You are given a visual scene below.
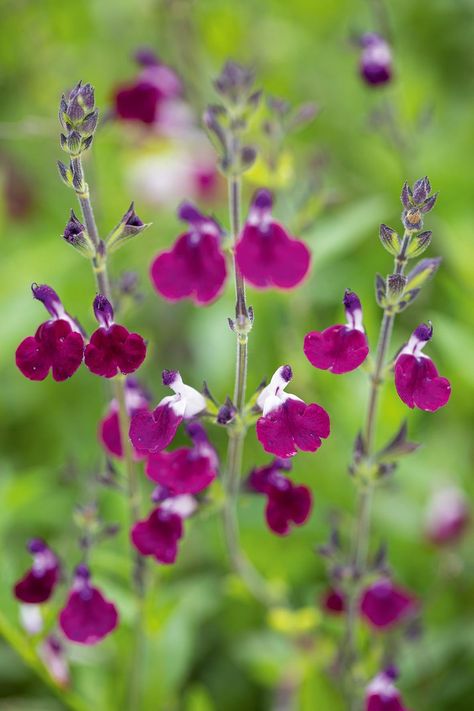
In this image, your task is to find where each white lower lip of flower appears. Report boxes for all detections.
[161,495,197,518]
[20,605,43,635]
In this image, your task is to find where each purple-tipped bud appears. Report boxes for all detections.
[63,210,93,257]
[280,365,292,382]
[134,47,160,67]
[151,485,172,503]
[214,61,255,103]
[74,563,90,580]
[32,284,63,319]
[177,202,223,237]
[420,192,438,214]
[401,181,413,209]
[413,322,433,343]
[27,538,47,554]
[379,224,400,256]
[217,398,236,425]
[106,203,149,253]
[162,369,178,387]
[401,178,437,228]
[253,188,273,211]
[343,290,362,315]
[93,294,114,328]
[185,421,209,444]
[413,176,430,204]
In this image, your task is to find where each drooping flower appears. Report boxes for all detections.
[13,539,60,605]
[321,588,346,615]
[99,378,150,459]
[129,370,206,453]
[39,636,70,688]
[425,486,469,546]
[150,202,227,305]
[131,505,184,565]
[84,295,147,378]
[365,668,408,711]
[248,458,312,535]
[15,284,84,381]
[394,323,451,412]
[146,421,218,494]
[256,365,330,458]
[304,290,369,374]
[113,49,182,126]
[360,578,416,630]
[235,189,311,289]
[59,564,118,645]
[359,33,392,87]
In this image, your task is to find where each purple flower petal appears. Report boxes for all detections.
[150,230,227,306]
[84,324,146,379]
[304,325,369,374]
[129,404,182,453]
[16,320,84,381]
[256,398,330,458]
[131,507,183,564]
[59,586,118,645]
[394,354,451,412]
[146,447,217,495]
[360,578,416,630]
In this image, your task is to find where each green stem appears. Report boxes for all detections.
[342,232,411,707]
[222,175,275,606]
[73,156,145,709]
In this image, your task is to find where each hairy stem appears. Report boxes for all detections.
[342,232,411,705]
[73,155,145,709]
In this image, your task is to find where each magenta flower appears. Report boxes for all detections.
[304,290,369,374]
[13,539,60,605]
[131,506,184,565]
[235,189,311,289]
[129,370,206,453]
[359,33,392,87]
[360,578,416,630]
[150,202,227,305]
[321,587,346,615]
[146,421,218,494]
[425,486,469,546]
[84,295,147,378]
[365,668,408,711]
[248,459,312,535]
[99,378,150,459]
[394,323,451,412]
[59,565,119,645]
[113,49,182,125]
[256,365,330,458]
[15,284,84,381]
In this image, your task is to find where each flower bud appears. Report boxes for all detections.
[106,202,150,253]
[93,294,114,328]
[62,210,94,258]
[58,81,98,158]
[406,230,432,258]
[379,224,400,256]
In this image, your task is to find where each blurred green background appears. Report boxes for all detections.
[1,0,473,709]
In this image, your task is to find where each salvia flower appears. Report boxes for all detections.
[394,323,451,412]
[150,202,227,305]
[359,33,392,87]
[304,290,369,374]
[131,505,184,565]
[84,295,147,378]
[256,365,330,458]
[248,458,312,535]
[146,421,218,495]
[15,284,84,381]
[39,636,70,688]
[365,668,408,711]
[14,539,60,604]
[235,189,311,290]
[425,486,469,545]
[360,578,416,630]
[129,370,206,453]
[59,564,118,645]
[113,49,182,126]
[99,378,150,459]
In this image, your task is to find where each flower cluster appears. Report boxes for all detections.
[13,541,118,646]
[151,190,311,306]
[16,289,147,382]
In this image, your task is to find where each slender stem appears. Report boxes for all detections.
[73,155,145,709]
[221,175,275,606]
[342,232,411,704]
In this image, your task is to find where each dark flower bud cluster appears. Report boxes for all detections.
[401,176,438,233]
[58,81,98,158]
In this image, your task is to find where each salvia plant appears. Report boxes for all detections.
[9,61,452,711]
